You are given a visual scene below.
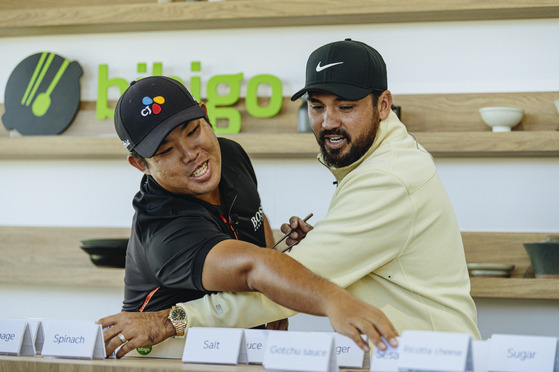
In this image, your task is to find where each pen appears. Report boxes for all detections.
[271,213,313,251]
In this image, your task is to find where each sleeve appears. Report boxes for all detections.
[180,168,415,328]
[144,215,231,291]
[181,291,297,329]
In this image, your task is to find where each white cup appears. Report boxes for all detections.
[554,99,559,113]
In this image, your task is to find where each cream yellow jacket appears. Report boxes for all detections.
[180,111,481,338]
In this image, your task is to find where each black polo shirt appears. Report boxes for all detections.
[122,138,267,312]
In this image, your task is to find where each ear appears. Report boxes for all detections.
[378,90,393,121]
[128,154,151,175]
[199,102,208,115]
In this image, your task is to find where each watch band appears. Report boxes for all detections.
[169,306,187,337]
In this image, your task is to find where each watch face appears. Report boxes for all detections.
[172,307,186,321]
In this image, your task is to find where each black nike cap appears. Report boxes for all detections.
[291,38,387,101]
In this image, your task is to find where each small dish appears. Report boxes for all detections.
[479,107,524,132]
[80,238,128,269]
[467,263,515,278]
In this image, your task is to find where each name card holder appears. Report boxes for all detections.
[244,328,269,364]
[182,327,247,365]
[0,318,35,356]
[487,334,558,372]
[398,330,473,372]
[41,320,105,360]
[472,340,489,372]
[332,332,369,368]
[262,330,337,372]
[370,337,400,372]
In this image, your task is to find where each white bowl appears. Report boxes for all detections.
[479,107,524,132]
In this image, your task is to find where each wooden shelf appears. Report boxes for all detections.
[2,131,559,160]
[1,226,558,300]
[470,278,559,300]
[2,0,559,37]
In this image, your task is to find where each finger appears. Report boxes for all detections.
[342,326,370,353]
[280,223,291,234]
[373,317,399,348]
[279,318,289,331]
[105,334,126,357]
[116,340,138,359]
[102,324,122,342]
[356,321,384,352]
[97,314,118,329]
[289,216,302,229]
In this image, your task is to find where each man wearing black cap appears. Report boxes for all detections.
[100,75,398,357]
[166,39,480,338]
[101,39,481,357]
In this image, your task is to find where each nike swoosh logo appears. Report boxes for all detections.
[316,61,344,72]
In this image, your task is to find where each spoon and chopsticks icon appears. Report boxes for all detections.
[21,52,70,117]
[271,213,313,252]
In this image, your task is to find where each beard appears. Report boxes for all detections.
[318,115,380,169]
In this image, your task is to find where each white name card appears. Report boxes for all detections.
[9,318,45,354]
[262,330,337,372]
[333,332,368,368]
[26,318,44,354]
[0,318,35,356]
[487,334,558,372]
[182,327,247,365]
[41,320,105,360]
[244,329,269,364]
[370,337,400,372]
[398,330,473,372]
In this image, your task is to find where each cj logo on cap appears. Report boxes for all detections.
[141,96,165,117]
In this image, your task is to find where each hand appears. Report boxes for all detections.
[98,310,175,358]
[325,291,399,353]
[281,215,314,248]
[266,318,289,330]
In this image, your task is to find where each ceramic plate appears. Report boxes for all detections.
[467,263,515,277]
[467,263,515,271]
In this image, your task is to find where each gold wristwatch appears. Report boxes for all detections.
[168,306,187,336]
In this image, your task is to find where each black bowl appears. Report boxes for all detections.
[523,241,559,278]
[80,238,128,269]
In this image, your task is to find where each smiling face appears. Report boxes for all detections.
[307,92,381,168]
[129,117,222,205]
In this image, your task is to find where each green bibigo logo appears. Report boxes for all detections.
[136,346,152,355]
[97,62,283,134]
[2,52,83,135]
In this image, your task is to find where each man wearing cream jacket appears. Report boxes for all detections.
[100,39,480,357]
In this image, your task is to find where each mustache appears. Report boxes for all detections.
[319,128,351,144]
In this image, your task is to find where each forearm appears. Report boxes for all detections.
[246,247,345,317]
[203,240,345,319]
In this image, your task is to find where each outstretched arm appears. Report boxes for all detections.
[100,238,398,357]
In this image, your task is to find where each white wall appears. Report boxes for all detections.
[1,19,559,337]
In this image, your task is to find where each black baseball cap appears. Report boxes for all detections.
[114,76,206,158]
[291,38,387,101]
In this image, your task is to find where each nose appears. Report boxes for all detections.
[177,142,198,164]
[321,107,342,130]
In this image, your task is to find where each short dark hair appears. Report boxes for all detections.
[371,91,381,108]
